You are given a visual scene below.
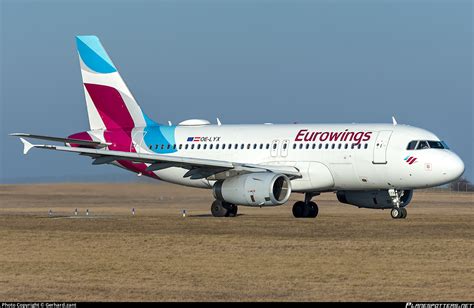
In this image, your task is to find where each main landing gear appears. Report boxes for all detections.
[389,189,407,219]
[211,199,238,217]
[292,193,319,218]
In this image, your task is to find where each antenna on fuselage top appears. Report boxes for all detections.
[216,118,222,126]
[392,116,398,126]
[168,121,172,126]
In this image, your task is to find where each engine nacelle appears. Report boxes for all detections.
[336,190,413,209]
[213,173,292,206]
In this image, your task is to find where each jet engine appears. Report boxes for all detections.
[213,173,292,206]
[336,190,413,209]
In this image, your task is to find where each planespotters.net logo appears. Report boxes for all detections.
[406,303,473,308]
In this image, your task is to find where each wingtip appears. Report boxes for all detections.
[20,137,35,155]
[392,116,398,126]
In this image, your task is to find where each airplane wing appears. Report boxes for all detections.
[15,137,302,179]
[10,133,109,148]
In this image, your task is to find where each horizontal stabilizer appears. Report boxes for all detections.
[10,133,109,148]
[20,138,35,155]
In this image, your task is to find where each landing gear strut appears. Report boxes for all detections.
[389,189,407,219]
[211,199,238,217]
[292,193,319,218]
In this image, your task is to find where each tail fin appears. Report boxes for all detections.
[76,35,155,130]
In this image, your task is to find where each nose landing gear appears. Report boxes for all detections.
[389,189,408,219]
[292,193,319,218]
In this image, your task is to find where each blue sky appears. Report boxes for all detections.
[1,0,472,183]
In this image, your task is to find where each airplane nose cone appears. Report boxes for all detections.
[445,153,465,181]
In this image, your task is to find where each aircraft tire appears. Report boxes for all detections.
[391,207,403,219]
[211,200,228,217]
[227,204,238,217]
[400,207,407,219]
[390,207,401,219]
[308,202,319,218]
[292,201,305,218]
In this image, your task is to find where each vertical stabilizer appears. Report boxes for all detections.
[76,35,153,130]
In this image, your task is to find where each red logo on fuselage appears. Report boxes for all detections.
[404,156,417,165]
[295,129,372,144]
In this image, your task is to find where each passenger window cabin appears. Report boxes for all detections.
[148,141,372,152]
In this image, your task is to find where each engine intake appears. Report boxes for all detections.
[213,173,292,206]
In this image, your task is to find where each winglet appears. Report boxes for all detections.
[392,116,398,126]
[20,138,35,155]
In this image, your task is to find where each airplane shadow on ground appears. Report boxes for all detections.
[190,214,246,218]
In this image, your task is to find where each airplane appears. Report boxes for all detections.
[11,36,465,219]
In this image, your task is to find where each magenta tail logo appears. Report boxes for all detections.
[404,156,417,165]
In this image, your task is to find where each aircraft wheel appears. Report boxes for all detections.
[211,200,228,217]
[292,201,305,218]
[391,207,403,219]
[226,204,238,217]
[400,207,407,219]
[308,201,319,218]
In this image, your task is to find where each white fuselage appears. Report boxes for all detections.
[121,123,464,192]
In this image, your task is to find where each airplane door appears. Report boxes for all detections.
[270,140,280,157]
[131,130,147,153]
[281,140,289,157]
[372,130,392,164]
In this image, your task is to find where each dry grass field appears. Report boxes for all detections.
[0,183,472,302]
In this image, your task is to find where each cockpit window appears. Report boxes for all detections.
[416,141,430,150]
[428,141,444,149]
[406,141,418,150]
[408,140,447,150]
